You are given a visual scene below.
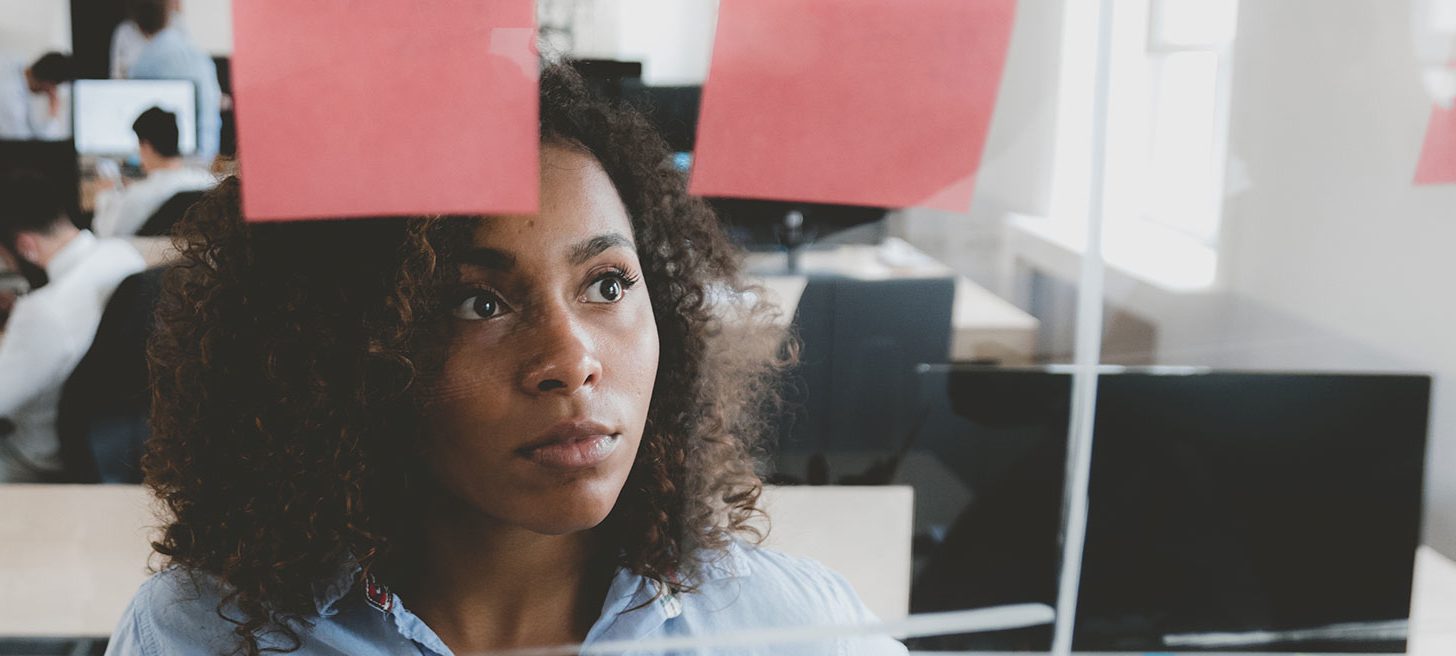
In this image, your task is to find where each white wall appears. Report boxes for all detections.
[897,0,1456,558]
[0,1,229,58]
[178,0,233,55]
[889,0,1065,290]
[1068,0,1456,557]
[1211,0,1456,556]
[558,0,718,85]
[611,0,717,85]
[0,0,70,59]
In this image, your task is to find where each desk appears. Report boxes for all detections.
[0,485,157,638]
[1,485,1452,648]
[1412,544,1456,655]
[745,239,1039,364]
[0,484,913,637]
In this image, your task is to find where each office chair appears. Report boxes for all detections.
[774,276,956,484]
[56,268,166,483]
[136,190,207,237]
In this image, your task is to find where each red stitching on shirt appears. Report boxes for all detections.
[363,572,394,613]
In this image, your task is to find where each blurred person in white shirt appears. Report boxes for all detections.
[0,52,74,141]
[92,106,215,238]
[0,171,145,481]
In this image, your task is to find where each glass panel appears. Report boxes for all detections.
[1089,0,1450,654]
[1150,0,1239,48]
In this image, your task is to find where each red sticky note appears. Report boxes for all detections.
[232,0,538,221]
[1415,104,1456,185]
[690,0,1016,211]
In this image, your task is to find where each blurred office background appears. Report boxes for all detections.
[1,0,1454,654]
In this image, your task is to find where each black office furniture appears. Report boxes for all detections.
[56,268,165,484]
[136,189,206,237]
[775,276,956,483]
[906,367,1431,653]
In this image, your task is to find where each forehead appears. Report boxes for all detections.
[469,145,634,251]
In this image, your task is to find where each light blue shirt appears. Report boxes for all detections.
[129,26,222,159]
[105,542,908,655]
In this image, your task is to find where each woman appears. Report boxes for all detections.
[105,63,906,655]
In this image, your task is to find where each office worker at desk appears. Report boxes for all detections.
[0,51,74,141]
[107,64,905,656]
[0,172,145,482]
[92,107,216,239]
[125,0,222,160]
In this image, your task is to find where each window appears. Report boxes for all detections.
[1036,0,1238,291]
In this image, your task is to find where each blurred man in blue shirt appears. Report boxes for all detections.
[126,0,221,160]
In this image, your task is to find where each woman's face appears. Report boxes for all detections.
[419,144,659,536]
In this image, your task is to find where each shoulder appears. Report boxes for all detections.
[688,542,878,625]
[670,543,908,654]
[130,29,186,69]
[158,167,219,192]
[92,238,148,270]
[106,568,243,655]
[5,291,68,333]
[2,288,79,354]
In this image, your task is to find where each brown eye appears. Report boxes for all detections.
[585,275,626,304]
[452,292,505,320]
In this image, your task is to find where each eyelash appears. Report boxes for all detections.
[588,265,642,293]
[448,265,642,320]
[449,284,510,321]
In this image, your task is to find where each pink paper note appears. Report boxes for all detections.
[1415,104,1456,185]
[690,0,1016,211]
[232,0,538,221]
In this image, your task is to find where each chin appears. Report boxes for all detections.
[522,502,617,536]
[511,481,625,536]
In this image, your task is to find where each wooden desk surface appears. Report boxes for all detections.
[1,484,1452,647]
[1412,545,1456,654]
[0,485,159,638]
[0,484,913,637]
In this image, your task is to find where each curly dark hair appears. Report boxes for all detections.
[143,62,788,655]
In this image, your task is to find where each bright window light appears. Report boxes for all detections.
[1151,0,1239,48]
[1149,50,1222,245]
[1041,0,1238,289]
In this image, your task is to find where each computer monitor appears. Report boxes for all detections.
[73,79,197,156]
[616,79,888,251]
[869,366,1429,652]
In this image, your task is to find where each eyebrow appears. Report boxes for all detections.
[457,247,516,271]
[457,232,636,271]
[568,232,636,266]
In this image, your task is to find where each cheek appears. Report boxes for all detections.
[415,329,517,440]
[618,300,660,409]
[421,311,532,398]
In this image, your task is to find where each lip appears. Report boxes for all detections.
[517,419,621,471]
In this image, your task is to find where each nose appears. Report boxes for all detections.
[519,304,603,396]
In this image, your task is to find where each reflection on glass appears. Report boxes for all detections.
[896,365,1429,653]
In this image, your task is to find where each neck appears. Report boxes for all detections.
[398,495,614,652]
[33,227,81,270]
[144,157,183,174]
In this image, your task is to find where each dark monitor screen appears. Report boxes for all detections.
[616,80,887,248]
[621,80,699,153]
[885,367,1429,652]
[0,139,81,226]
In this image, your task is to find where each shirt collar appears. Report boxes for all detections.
[314,560,362,617]
[312,540,756,629]
[586,541,755,644]
[45,230,98,281]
